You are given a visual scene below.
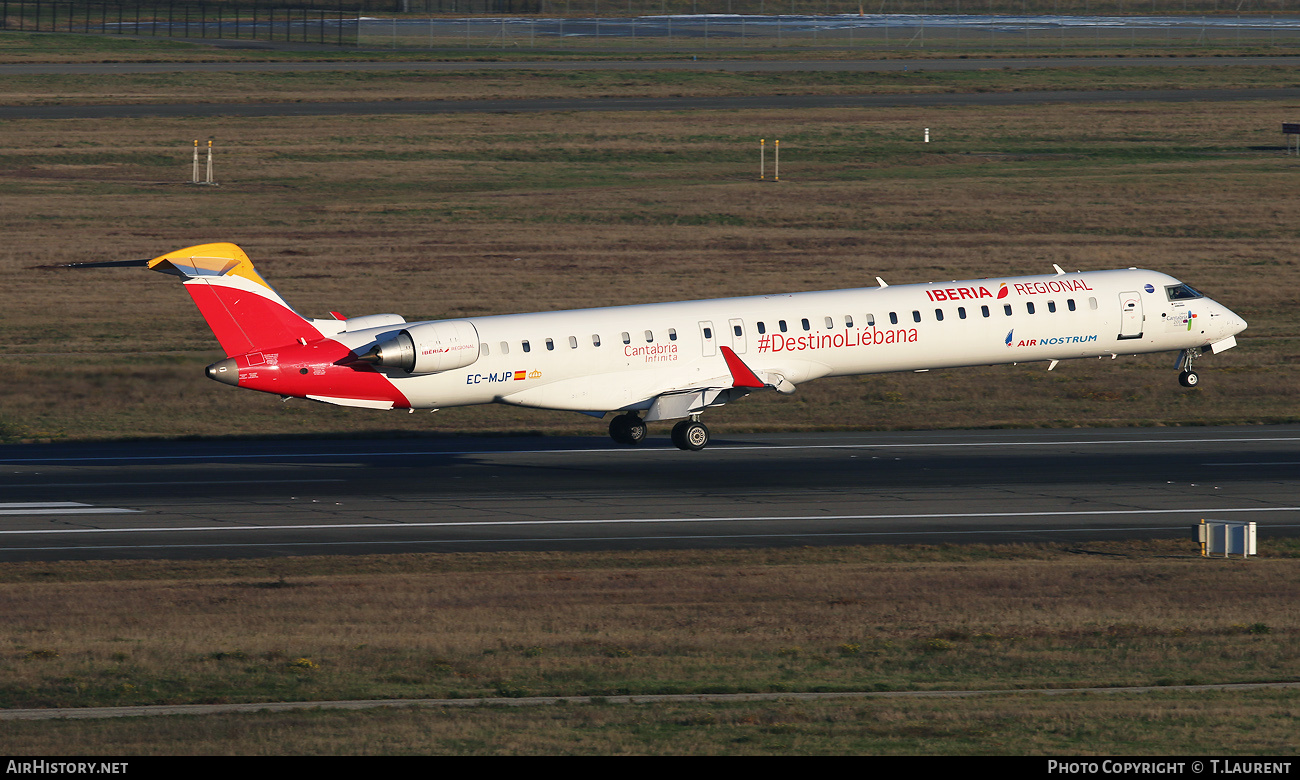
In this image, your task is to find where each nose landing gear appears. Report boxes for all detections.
[1176,347,1202,388]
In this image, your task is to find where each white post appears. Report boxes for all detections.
[925,127,930,143]
[191,140,200,184]
[774,139,779,181]
[760,139,765,180]
[205,140,215,185]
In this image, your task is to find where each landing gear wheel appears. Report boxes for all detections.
[1178,370,1200,388]
[609,413,647,446]
[672,420,710,451]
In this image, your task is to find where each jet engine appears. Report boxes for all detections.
[359,320,480,375]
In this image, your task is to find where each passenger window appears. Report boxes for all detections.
[546,338,555,351]
[934,309,944,322]
[1088,297,1098,310]
[889,312,898,325]
[845,315,854,328]
[865,314,875,327]
[733,324,743,337]
[757,322,766,334]
[801,318,811,331]
[1004,304,1013,316]
[622,332,631,344]
[569,336,578,349]
[703,327,712,339]
[591,334,601,347]
[779,320,788,333]
[1068,299,1077,312]
[645,330,654,343]
[668,328,677,341]
[981,305,990,318]
[1027,302,1036,315]
[824,316,834,330]
[1048,301,1057,313]
[522,340,531,353]
[500,341,510,355]
[958,307,967,319]
[481,343,490,356]
[912,310,921,323]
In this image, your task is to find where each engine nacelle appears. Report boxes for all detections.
[361,320,480,375]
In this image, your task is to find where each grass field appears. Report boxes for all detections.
[1,72,1298,442]
[2,30,1299,754]
[3,542,1299,754]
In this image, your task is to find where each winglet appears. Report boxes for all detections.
[720,346,765,389]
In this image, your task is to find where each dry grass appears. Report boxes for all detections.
[4,689,1300,754]
[1,93,1297,441]
[2,542,1298,713]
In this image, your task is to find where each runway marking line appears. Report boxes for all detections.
[2,506,1296,535]
[0,502,138,516]
[1,435,1298,464]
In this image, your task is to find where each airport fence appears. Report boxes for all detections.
[6,0,1300,50]
[355,13,1300,52]
[0,1,361,44]
[7,0,1300,13]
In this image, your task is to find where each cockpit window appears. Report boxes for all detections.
[1165,283,1204,301]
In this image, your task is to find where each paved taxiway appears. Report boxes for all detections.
[5,55,1299,75]
[7,55,1300,120]
[0,425,1296,561]
[8,87,1300,121]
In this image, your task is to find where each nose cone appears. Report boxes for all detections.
[205,357,240,387]
[1227,311,1248,336]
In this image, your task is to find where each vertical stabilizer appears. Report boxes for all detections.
[148,243,321,356]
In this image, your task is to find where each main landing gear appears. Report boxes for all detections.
[670,417,710,451]
[1177,347,1202,388]
[608,413,711,451]
[608,412,648,446]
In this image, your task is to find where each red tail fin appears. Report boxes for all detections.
[148,243,321,356]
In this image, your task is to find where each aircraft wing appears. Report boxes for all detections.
[498,346,795,420]
[639,347,796,422]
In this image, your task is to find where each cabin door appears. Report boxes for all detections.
[698,321,716,357]
[728,318,747,354]
[1118,292,1143,340]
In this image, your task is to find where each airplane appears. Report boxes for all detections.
[73,242,1248,451]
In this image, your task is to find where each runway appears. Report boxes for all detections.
[1,425,1296,561]
[5,55,1299,76]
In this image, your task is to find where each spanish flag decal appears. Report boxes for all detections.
[513,370,526,381]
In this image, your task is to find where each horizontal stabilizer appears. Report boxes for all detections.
[54,258,150,270]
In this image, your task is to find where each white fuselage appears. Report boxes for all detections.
[327,268,1246,416]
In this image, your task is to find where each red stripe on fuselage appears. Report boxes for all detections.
[234,338,411,408]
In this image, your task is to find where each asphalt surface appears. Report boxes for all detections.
[10,87,1300,120]
[1,425,1296,561]
[7,54,1300,119]
[4,55,1299,75]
